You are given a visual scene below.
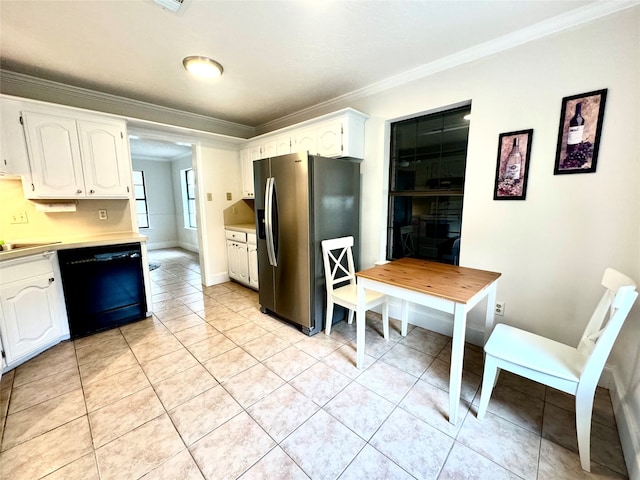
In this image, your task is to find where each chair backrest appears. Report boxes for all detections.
[400,226,414,256]
[577,268,638,386]
[321,236,356,295]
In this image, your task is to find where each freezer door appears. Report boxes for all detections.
[254,158,275,312]
[270,152,312,328]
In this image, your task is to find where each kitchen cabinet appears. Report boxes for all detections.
[0,97,30,176]
[21,110,131,199]
[0,252,70,371]
[227,240,249,285]
[241,136,292,198]
[225,228,258,289]
[247,233,259,290]
[240,149,255,199]
[226,229,249,286]
[239,109,367,199]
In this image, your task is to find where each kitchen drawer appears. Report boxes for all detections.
[247,233,257,245]
[1,253,54,284]
[225,230,247,243]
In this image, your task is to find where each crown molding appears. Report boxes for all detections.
[0,70,255,139]
[2,1,636,139]
[257,1,640,133]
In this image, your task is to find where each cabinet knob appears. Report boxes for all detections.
[89,189,95,194]
[77,189,83,194]
[49,277,55,283]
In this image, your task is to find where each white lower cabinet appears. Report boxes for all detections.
[248,233,259,290]
[225,229,258,290]
[227,239,249,285]
[0,252,70,371]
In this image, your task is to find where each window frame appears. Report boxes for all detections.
[183,168,197,229]
[132,170,149,229]
[386,104,471,265]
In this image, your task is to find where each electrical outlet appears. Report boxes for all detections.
[495,301,505,316]
[207,192,212,201]
[10,210,28,224]
[232,206,238,214]
[226,192,232,201]
[98,209,108,220]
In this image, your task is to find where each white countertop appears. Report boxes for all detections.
[225,223,256,234]
[0,232,148,262]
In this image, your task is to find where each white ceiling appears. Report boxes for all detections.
[1,0,633,158]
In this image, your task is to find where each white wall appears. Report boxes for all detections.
[194,144,242,286]
[171,153,199,253]
[343,10,639,476]
[131,158,178,249]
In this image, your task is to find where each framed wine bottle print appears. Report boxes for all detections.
[494,129,533,200]
[554,89,607,175]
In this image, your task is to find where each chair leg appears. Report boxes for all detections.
[576,389,595,472]
[347,309,355,325]
[325,300,334,335]
[382,300,389,340]
[477,356,499,419]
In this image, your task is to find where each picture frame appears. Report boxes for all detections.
[554,89,607,175]
[493,129,533,200]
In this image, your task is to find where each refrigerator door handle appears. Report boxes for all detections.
[265,176,278,267]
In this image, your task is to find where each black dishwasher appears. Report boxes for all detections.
[58,243,147,338]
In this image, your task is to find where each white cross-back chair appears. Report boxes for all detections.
[321,236,389,337]
[477,267,638,472]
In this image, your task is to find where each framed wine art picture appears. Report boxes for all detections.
[554,89,607,175]
[493,129,533,200]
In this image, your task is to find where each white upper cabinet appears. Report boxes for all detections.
[239,108,367,198]
[240,149,255,199]
[275,136,291,155]
[21,110,131,199]
[293,127,317,155]
[77,120,130,197]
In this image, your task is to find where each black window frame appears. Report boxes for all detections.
[387,104,471,265]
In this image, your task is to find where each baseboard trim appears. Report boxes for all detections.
[385,299,485,346]
[202,272,230,288]
[611,370,640,479]
[147,241,179,250]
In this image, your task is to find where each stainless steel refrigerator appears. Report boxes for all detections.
[254,151,361,335]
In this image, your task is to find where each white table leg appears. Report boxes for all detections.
[401,299,409,337]
[483,282,498,344]
[449,302,466,425]
[356,281,366,369]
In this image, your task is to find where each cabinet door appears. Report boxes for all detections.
[276,136,291,156]
[248,243,259,289]
[240,149,255,198]
[227,240,239,280]
[317,120,343,157]
[21,111,85,198]
[262,140,277,158]
[78,120,130,197]
[248,144,262,162]
[236,242,249,285]
[293,128,317,155]
[0,274,63,365]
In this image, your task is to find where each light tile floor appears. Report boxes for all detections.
[0,248,629,479]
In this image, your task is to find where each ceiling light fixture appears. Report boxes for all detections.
[182,56,223,78]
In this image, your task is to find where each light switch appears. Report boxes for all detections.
[207,192,212,201]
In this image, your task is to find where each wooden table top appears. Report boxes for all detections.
[356,258,501,304]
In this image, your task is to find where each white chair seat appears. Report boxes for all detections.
[485,324,584,384]
[332,284,386,310]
